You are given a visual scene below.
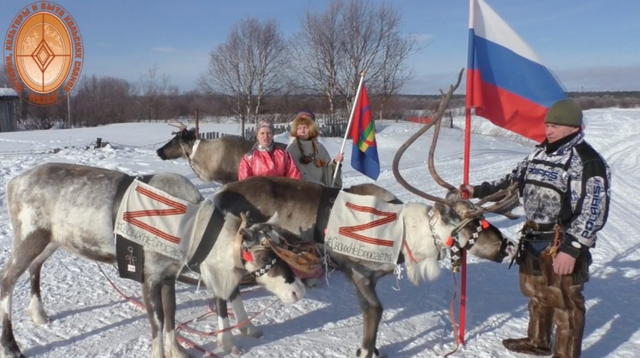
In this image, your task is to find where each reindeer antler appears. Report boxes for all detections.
[427,89,458,193]
[464,181,520,219]
[393,69,519,219]
[392,69,464,207]
[168,121,188,135]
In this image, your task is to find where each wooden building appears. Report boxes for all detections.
[0,88,19,132]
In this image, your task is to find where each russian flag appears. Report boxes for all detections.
[467,0,567,142]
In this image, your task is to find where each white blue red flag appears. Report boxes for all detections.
[467,0,567,142]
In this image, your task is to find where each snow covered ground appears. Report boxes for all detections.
[0,108,638,358]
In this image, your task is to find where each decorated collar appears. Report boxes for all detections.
[255,143,273,152]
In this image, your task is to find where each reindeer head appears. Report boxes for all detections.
[156,122,198,160]
[393,69,518,265]
[235,212,306,304]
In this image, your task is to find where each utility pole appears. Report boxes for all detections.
[195,109,199,138]
[67,92,71,128]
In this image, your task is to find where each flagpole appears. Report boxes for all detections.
[332,71,366,187]
[458,0,477,347]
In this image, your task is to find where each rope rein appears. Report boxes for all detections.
[97,263,276,357]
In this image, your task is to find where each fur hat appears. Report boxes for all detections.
[290,112,319,139]
[256,119,274,133]
[545,99,583,127]
[294,110,316,121]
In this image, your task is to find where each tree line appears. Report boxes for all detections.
[0,0,638,130]
[1,0,423,130]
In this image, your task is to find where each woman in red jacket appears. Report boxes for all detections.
[238,119,301,180]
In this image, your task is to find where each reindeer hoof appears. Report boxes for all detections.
[1,336,26,358]
[0,346,27,358]
[230,346,244,357]
[217,334,243,356]
[166,342,193,358]
[28,297,50,325]
[356,347,385,358]
[31,315,50,326]
[239,324,263,338]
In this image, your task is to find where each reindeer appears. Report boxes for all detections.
[156,123,287,184]
[211,71,520,358]
[1,163,305,358]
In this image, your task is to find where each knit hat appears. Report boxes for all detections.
[545,99,583,127]
[256,119,274,133]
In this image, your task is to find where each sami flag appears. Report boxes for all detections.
[350,83,380,181]
[467,0,567,142]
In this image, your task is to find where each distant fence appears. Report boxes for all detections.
[199,121,350,141]
[406,111,455,128]
[198,131,242,140]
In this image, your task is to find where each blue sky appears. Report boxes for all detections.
[2,0,638,94]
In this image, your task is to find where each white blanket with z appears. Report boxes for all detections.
[114,180,199,262]
[325,191,404,264]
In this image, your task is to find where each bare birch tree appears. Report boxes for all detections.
[75,75,133,126]
[338,0,419,113]
[290,0,345,121]
[292,0,419,120]
[0,65,9,87]
[138,65,170,121]
[376,27,420,120]
[199,17,290,134]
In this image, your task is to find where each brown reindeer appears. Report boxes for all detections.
[211,71,520,358]
[0,163,305,358]
[156,122,287,184]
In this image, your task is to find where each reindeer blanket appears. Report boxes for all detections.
[325,191,404,264]
[114,180,201,280]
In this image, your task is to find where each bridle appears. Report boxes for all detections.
[424,208,492,271]
[232,231,279,278]
[176,135,207,182]
[232,216,280,279]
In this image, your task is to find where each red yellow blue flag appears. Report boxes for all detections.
[350,83,380,180]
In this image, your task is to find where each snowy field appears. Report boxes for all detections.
[0,108,638,358]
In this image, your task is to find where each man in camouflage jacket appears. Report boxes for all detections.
[461,99,611,358]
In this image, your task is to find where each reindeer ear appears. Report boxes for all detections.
[266,211,280,226]
[445,190,461,201]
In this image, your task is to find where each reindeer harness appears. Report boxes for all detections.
[180,139,208,182]
[112,175,224,282]
[232,213,321,278]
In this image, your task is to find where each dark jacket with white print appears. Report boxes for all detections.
[473,131,611,257]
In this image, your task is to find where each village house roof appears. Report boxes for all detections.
[0,88,19,98]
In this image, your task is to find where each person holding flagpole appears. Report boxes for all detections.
[287,110,344,188]
[460,99,611,358]
[460,1,611,355]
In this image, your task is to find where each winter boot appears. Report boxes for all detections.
[503,298,553,356]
